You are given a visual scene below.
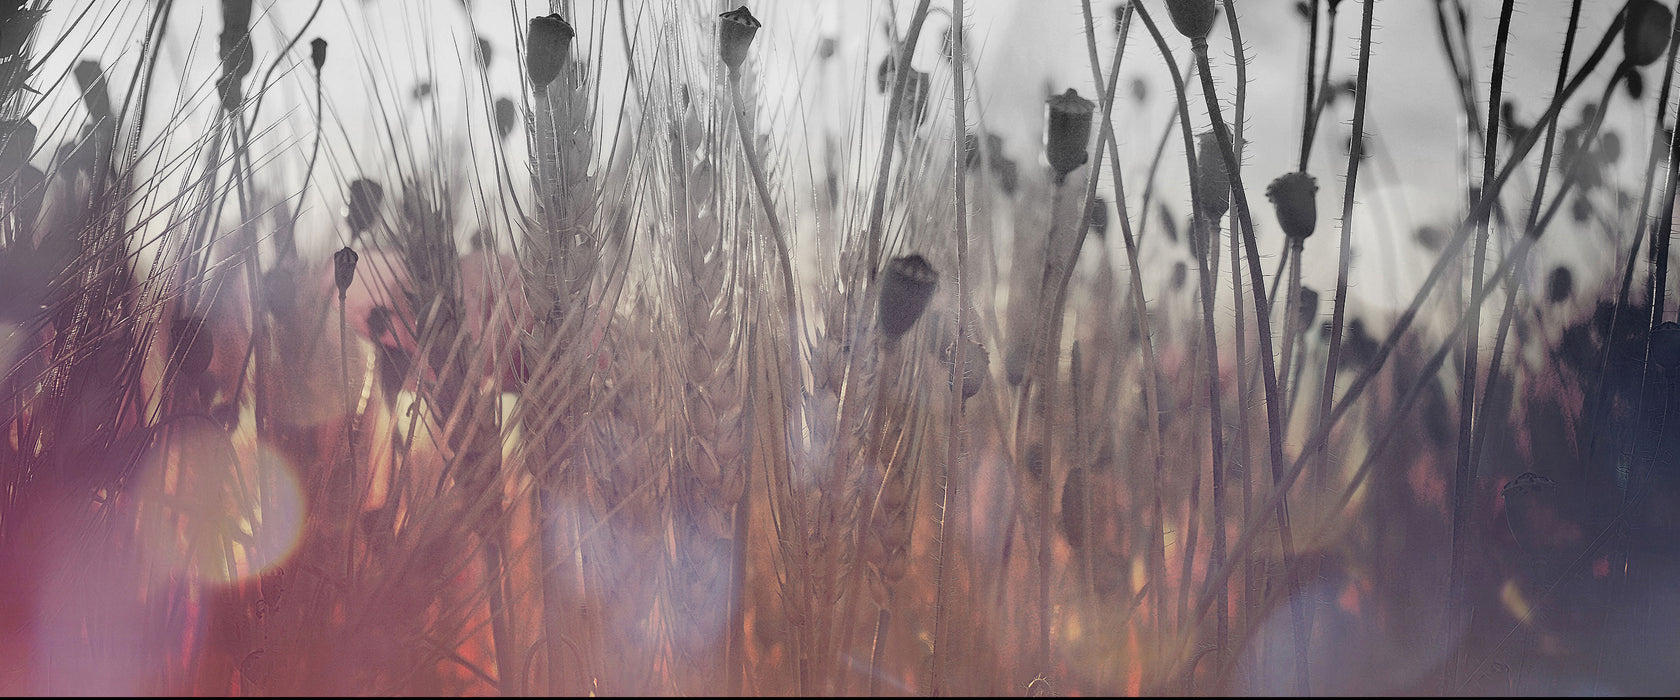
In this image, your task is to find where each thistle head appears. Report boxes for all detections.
[878,254,938,344]
[526,13,575,88]
[1045,88,1095,181]
[719,6,762,73]
[1266,171,1319,241]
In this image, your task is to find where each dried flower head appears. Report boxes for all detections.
[1546,266,1574,304]
[946,334,989,400]
[1165,0,1218,42]
[310,37,327,72]
[334,246,359,296]
[878,254,938,342]
[1296,286,1320,335]
[1625,0,1674,67]
[526,13,575,88]
[719,6,762,73]
[345,178,384,235]
[1046,88,1095,180]
[495,97,518,141]
[1266,171,1319,240]
[1194,130,1231,221]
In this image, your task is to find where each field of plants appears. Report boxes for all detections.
[2,0,1680,695]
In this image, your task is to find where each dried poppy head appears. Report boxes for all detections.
[495,97,518,141]
[1546,266,1574,305]
[310,37,327,72]
[1165,0,1218,42]
[878,254,938,343]
[526,13,575,88]
[333,246,359,296]
[719,6,762,73]
[1194,130,1231,221]
[345,178,384,235]
[1625,0,1674,67]
[1266,171,1319,241]
[1296,285,1320,335]
[945,334,989,400]
[1045,88,1095,181]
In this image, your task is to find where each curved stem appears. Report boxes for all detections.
[1190,11,1628,639]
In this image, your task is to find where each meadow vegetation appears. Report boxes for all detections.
[2,0,1680,695]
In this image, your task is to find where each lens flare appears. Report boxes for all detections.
[135,429,306,587]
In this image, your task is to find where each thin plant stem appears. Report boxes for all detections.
[863,0,934,282]
[1445,1,1515,690]
[1298,0,1321,171]
[930,0,970,692]
[1192,15,1628,634]
[1185,24,1308,697]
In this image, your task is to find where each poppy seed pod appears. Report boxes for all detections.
[333,246,359,296]
[1624,0,1674,67]
[947,334,989,400]
[171,317,214,378]
[1651,321,1680,368]
[1194,130,1231,221]
[1046,88,1095,180]
[1164,0,1218,42]
[525,13,575,88]
[1267,171,1319,240]
[310,37,327,72]
[878,254,939,342]
[345,178,384,235]
[1296,286,1320,335]
[1546,266,1574,304]
[494,97,518,141]
[719,6,761,73]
